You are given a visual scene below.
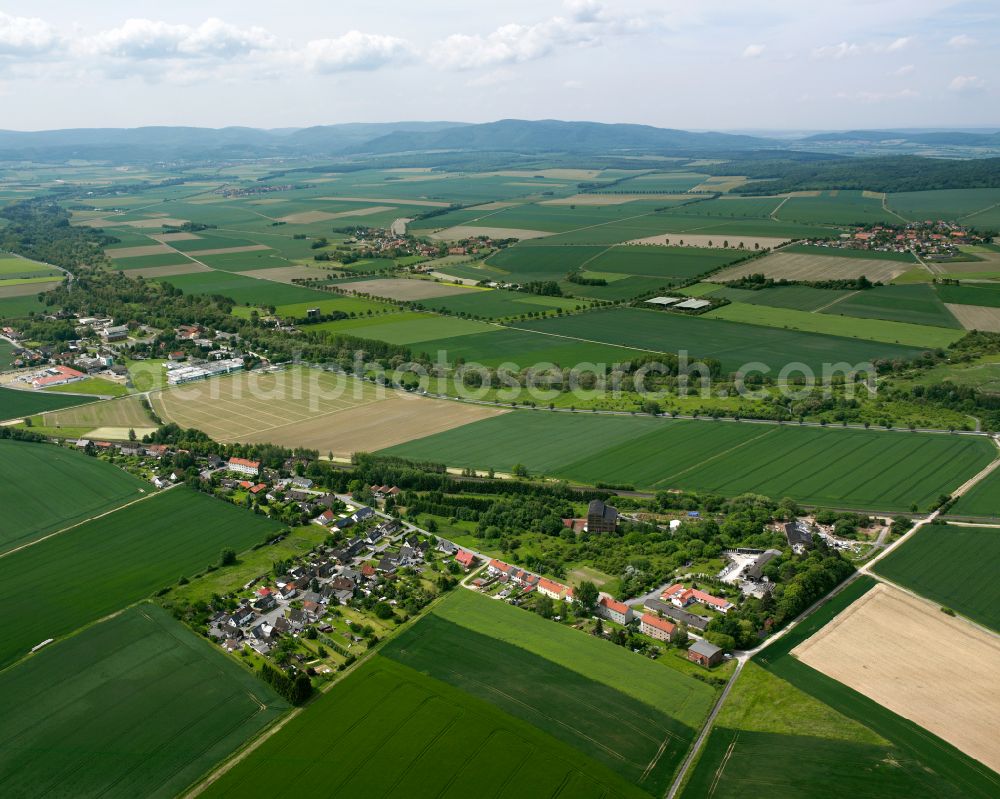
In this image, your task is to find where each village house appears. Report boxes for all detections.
[455,549,476,570]
[640,613,677,642]
[537,578,574,603]
[687,639,724,668]
[643,598,710,631]
[661,584,734,614]
[598,595,633,625]
[227,457,260,477]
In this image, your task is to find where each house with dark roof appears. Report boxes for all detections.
[745,549,781,581]
[643,598,709,631]
[687,639,724,668]
[587,499,619,533]
[784,520,813,550]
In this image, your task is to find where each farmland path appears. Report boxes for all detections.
[812,289,861,314]
[769,196,789,220]
[0,483,179,560]
[881,195,911,224]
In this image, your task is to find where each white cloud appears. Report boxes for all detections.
[563,79,584,89]
[429,0,648,70]
[813,41,860,59]
[947,34,976,49]
[299,31,413,74]
[893,64,915,76]
[742,44,765,58]
[0,11,58,56]
[948,74,984,92]
[80,18,276,60]
[886,36,911,52]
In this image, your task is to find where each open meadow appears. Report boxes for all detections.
[874,523,1000,629]
[791,583,1000,774]
[0,439,148,554]
[381,412,995,510]
[0,605,287,799]
[0,486,279,668]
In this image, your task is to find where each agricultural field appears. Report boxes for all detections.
[516,307,927,372]
[775,190,902,225]
[940,304,1000,332]
[0,293,50,318]
[34,393,156,436]
[820,284,962,328]
[708,251,912,284]
[781,243,918,263]
[0,439,148,554]
[949,466,1000,517]
[150,270,333,306]
[381,411,995,510]
[874,523,1000,629]
[0,605,287,799]
[310,311,495,343]
[688,577,1000,799]
[706,302,963,349]
[0,486,280,668]
[419,288,580,318]
[885,188,1000,224]
[150,366,506,455]
[200,656,647,799]
[0,385,95,419]
[935,282,1000,308]
[707,284,851,311]
[340,277,477,300]
[0,255,61,279]
[792,583,1000,774]
[382,591,715,795]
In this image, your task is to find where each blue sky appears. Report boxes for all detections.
[0,0,996,130]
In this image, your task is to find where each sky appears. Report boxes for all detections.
[0,0,996,131]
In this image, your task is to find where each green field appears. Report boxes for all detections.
[886,188,1000,223]
[949,466,1000,517]
[383,597,711,794]
[200,656,647,798]
[517,307,927,372]
[486,245,609,281]
[381,412,996,510]
[0,255,61,278]
[109,253,196,269]
[707,302,962,349]
[874,524,1000,630]
[0,604,287,798]
[738,577,1000,799]
[0,388,94,421]
[708,284,851,311]
[0,486,280,667]
[0,440,148,553]
[820,284,962,328]
[420,289,580,318]
[935,282,1000,308]
[0,293,50,319]
[311,311,495,344]
[776,191,902,226]
[152,270,332,306]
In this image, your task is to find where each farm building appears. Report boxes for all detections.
[687,639,724,668]
[587,499,619,533]
[598,595,633,625]
[640,613,677,642]
[227,457,260,477]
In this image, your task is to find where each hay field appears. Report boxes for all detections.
[708,251,909,283]
[277,206,395,224]
[105,244,172,258]
[235,265,328,284]
[429,225,550,240]
[129,262,209,278]
[41,394,155,431]
[150,231,200,242]
[541,193,691,206]
[345,277,479,301]
[792,583,1000,774]
[945,303,1000,332]
[150,367,505,455]
[0,281,60,298]
[629,233,789,250]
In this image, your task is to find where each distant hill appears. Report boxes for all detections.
[346,119,776,155]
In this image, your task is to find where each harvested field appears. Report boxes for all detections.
[277,206,394,224]
[234,265,329,284]
[429,225,550,240]
[150,367,505,455]
[792,583,1000,774]
[184,244,271,257]
[541,193,691,205]
[87,425,159,439]
[40,394,155,431]
[344,277,479,301]
[315,195,451,207]
[708,251,909,283]
[125,217,189,228]
[689,176,748,192]
[128,262,210,278]
[241,395,507,456]
[105,244,172,258]
[945,303,1000,332]
[150,231,200,242]
[0,281,60,298]
[467,201,519,210]
[629,233,789,250]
